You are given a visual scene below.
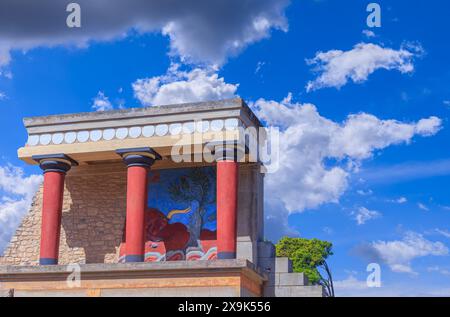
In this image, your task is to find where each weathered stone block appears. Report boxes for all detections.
[0,289,14,297]
[264,285,323,297]
[275,257,292,273]
[258,257,292,274]
[279,272,308,286]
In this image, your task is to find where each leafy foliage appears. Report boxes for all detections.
[167,168,216,242]
[276,237,335,296]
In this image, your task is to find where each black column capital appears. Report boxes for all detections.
[209,141,246,162]
[32,154,78,174]
[116,147,162,168]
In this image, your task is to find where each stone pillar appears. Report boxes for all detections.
[32,154,77,265]
[215,142,245,259]
[116,147,161,262]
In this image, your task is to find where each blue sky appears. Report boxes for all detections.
[0,0,449,296]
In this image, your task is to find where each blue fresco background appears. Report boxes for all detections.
[147,166,217,232]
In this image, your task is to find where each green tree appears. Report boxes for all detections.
[168,167,215,246]
[276,237,335,297]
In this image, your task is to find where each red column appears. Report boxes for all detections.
[124,165,149,262]
[116,147,161,262]
[40,171,65,265]
[217,160,239,259]
[33,154,76,265]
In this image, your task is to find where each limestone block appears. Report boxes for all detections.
[0,289,14,297]
[264,285,323,297]
[258,257,292,274]
[279,272,308,286]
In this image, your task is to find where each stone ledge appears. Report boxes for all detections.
[0,289,14,297]
[0,260,267,297]
[264,285,324,297]
[0,259,265,281]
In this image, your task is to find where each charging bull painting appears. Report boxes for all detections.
[119,166,217,262]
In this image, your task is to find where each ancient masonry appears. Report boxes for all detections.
[0,98,323,297]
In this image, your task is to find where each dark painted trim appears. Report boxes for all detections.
[116,147,162,160]
[116,147,162,168]
[124,255,145,263]
[39,258,58,265]
[32,154,78,174]
[32,153,78,166]
[217,252,237,260]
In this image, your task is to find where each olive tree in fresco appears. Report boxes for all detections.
[168,167,216,247]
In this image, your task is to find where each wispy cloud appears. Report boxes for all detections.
[435,228,450,239]
[362,30,376,38]
[353,207,381,225]
[357,159,450,184]
[392,197,407,204]
[91,91,113,112]
[428,266,450,276]
[335,274,450,296]
[418,203,430,211]
[357,189,373,196]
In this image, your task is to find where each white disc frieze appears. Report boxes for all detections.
[129,127,142,138]
[27,135,39,146]
[51,133,64,145]
[89,130,102,142]
[169,123,182,135]
[64,132,77,144]
[142,126,155,137]
[77,131,89,143]
[155,124,168,136]
[102,129,115,141]
[115,128,128,140]
[39,134,51,145]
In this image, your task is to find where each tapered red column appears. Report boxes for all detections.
[215,142,244,259]
[117,147,161,262]
[33,154,77,265]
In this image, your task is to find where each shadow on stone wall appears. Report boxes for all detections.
[61,173,127,264]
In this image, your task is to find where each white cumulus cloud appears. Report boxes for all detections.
[353,207,381,225]
[129,66,442,241]
[133,65,238,106]
[306,43,422,91]
[0,0,289,67]
[251,95,441,240]
[355,231,448,274]
[0,164,42,254]
[91,91,113,112]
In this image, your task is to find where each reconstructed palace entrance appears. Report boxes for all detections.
[0,99,323,297]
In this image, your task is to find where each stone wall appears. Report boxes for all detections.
[0,163,263,266]
[0,167,127,265]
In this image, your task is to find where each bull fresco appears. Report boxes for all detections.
[119,166,217,262]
